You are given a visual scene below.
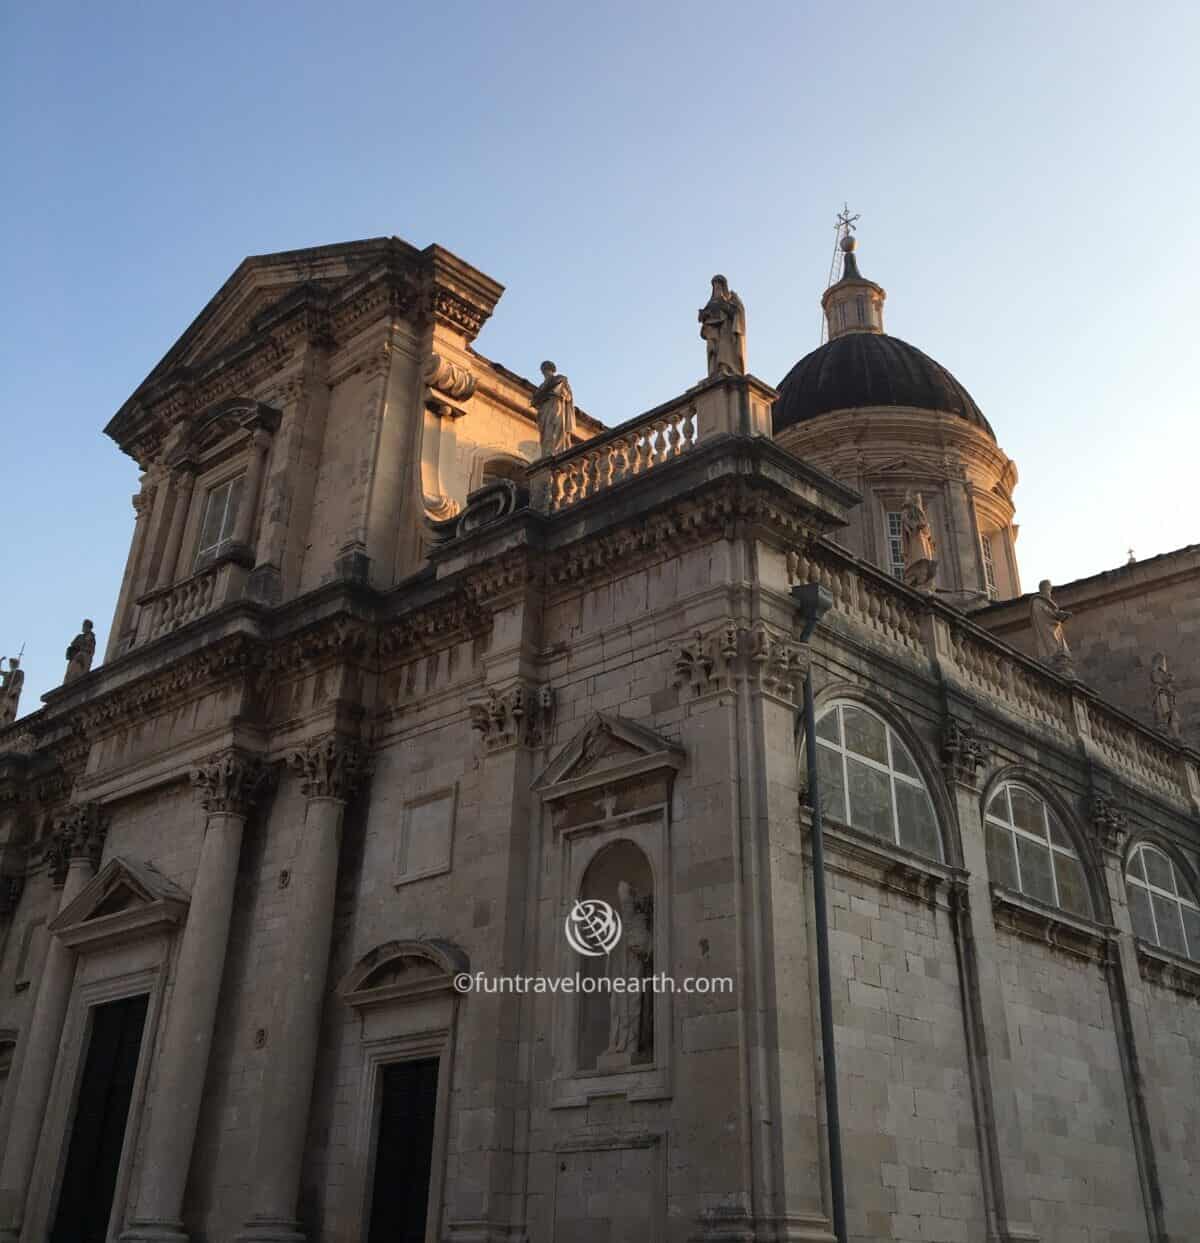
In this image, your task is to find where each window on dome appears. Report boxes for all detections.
[886,512,905,579]
[855,295,865,325]
[812,703,941,860]
[1125,843,1200,960]
[984,784,1090,917]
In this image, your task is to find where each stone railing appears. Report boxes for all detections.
[794,539,1199,812]
[528,373,775,514]
[135,561,249,645]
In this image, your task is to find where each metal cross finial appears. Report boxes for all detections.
[835,203,860,240]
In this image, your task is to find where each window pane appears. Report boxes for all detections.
[1127,885,1156,943]
[1009,787,1045,837]
[1046,811,1073,851]
[986,823,1018,891]
[890,737,921,781]
[846,756,893,841]
[1151,895,1187,957]
[985,788,1009,823]
[1127,849,1148,886]
[220,475,245,543]
[895,781,940,860]
[815,709,840,743]
[842,707,887,765]
[1015,836,1055,906]
[1142,849,1175,894]
[816,744,847,823]
[1054,854,1090,918]
[198,481,228,554]
[1181,906,1200,961]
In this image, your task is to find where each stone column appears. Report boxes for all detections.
[122,752,269,1243]
[943,729,1040,1243]
[230,431,271,553]
[156,468,197,589]
[0,804,106,1243]
[106,473,157,659]
[235,735,365,1243]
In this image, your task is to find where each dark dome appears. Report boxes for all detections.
[774,332,994,439]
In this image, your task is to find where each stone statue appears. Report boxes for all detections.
[531,361,575,458]
[698,275,746,378]
[1030,581,1073,673]
[63,619,96,685]
[0,658,23,726]
[1150,652,1182,738]
[900,490,938,589]
[604,881,654,1062]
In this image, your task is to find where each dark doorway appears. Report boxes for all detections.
[50,992,149,1243]
[367,1056,440,1243]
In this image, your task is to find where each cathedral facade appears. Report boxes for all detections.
[0,232,1196,1243]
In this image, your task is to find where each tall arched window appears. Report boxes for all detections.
[1125,843,1200,960]
[984,783,1090,917]
[813,702,941,860]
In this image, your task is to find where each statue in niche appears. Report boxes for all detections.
[531,361,575,458]
[1030,581,1073,674]
[601,881,654,1066]
[1150,652,1182,738]
[698,275,746,378]
[900,490,938,590]
[0,657,23,726]
[63,619,96,685]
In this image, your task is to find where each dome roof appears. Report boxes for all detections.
[774,332,994,439]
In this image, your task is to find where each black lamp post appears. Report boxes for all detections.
[791,582,846,1243]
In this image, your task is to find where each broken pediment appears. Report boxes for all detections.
[533,712,684,806]
[48,856,189,953]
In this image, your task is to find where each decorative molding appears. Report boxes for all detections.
[338,938,469,1011]
[288,733,368,801]
[941,717,989,788]
[817,819,959,910]
[1091,794,1129,853]
[424,353,476,413]
[469,680,555,752]
[1135,940,1200,1000]
[190,750,273,817]
[672,622,810,703]
[533,711,684,805]
[48,855,188,953]
[49,801,109,882]
[990,884,1116,964]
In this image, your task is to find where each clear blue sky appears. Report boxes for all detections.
[2,2,1197,714]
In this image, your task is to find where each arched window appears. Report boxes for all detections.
[984,783,1090,916]
[1125,843,1200,960]
[814,702,941,860]
[479,455,528,489]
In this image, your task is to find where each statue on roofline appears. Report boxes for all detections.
[1150,652,1182,739]
[63,619,96,685]
[0,657,23,726]
[699,275,746,378]
[900,490,938,590]
[531,361,575,459]
[1030,581,1074,675]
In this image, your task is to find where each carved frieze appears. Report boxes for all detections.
[941,718,989,788]
[288,734,369,802]
[424,353,476,417]
[191,751,273,817]
[469,682,555,752]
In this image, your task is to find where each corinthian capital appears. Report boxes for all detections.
[288,734,368,802]
[50,802,108,880]
[191,750,272,816]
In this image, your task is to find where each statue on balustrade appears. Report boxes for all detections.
[0,657,23,725]
[531,361,575,459]
[63,619,96,685]
[1030,581,1074,674]
[699,275,746,378]
[900,490,938,590]
[1150,652,1182,738]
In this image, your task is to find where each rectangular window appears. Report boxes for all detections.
[886,511,905,579]
[980,533,998,599]
[195,475,244,563]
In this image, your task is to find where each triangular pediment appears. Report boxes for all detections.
[49,856,189,952]
[533,712,684,801]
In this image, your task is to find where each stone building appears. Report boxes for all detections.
[0,231,1196,1243]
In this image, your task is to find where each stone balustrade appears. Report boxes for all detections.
[135,560,248,645]
[528,373,775,514]
[791,539,1200,812]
